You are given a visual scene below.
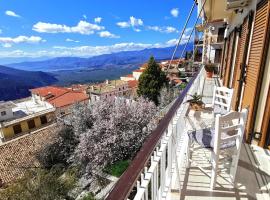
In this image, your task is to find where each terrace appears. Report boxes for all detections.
[106,67,270,200]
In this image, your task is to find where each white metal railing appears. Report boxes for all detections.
[131,68,206,200]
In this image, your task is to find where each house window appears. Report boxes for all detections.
[1,111,6,116]
[123,87,125,90]
[13,124,22,135]
[119,88,121,91]
[40,115,48,125]
[27,119,36,129]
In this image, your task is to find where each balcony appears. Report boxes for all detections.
[106,67,270,200]
[210,35,224,45]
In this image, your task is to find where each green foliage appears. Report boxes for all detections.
[104,160,130,177]
[137,56,168,105]
[179,82,187,90]
[81,193,96,200]
[186,93,204,105]
[0,166,77,200]
[38,127,79,168]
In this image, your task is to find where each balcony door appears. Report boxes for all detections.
[241,0,270,141]
[231,13,253,111]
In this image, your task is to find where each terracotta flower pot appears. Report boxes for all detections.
[189,102,205,111]
[206,71,213,78]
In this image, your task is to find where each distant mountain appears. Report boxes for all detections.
[0,65,57,101]
[7,44,193,71]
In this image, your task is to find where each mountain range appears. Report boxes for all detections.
[1,44,193,101]
[7,44,192,72]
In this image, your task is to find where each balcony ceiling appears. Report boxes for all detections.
[204,0,233,22]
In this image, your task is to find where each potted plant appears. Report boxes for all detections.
[186,93,205,111]
[204,63,215,78]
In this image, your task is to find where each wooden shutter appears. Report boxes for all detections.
[231,14,253,111]
[241,0,270,141]
[221,37,230,80]
[220,38,227,77]
[223,31,236,87]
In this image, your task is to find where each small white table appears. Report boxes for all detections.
[184,106,215,132]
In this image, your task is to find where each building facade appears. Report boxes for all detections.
[0,99,55,142]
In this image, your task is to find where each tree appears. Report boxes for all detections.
[137,56,168,105]
[0,166,77,200]
[73,97,157,178]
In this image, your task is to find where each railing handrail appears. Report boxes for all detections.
[106,69,201,200]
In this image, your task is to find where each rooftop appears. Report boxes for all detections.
[89,80,128,94]
[127,80,138,88]
[49,91,89,108]
[31,86,69,100]
[0,99,54,124]
[0,124,59,185]
[0,101,16,110]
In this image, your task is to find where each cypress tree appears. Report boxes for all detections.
[137,56,168,105]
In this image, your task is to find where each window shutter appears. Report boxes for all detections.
[231,14,252,111]
[241,0,270,140]
[223,31,236,87]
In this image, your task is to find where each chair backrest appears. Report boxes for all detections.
[213,108,248,153]
[212,86,234,112]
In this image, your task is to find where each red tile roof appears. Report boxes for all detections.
[31,86,89,108]
[0,125,60,185]
[31,86,68,100]
[125,74,134,77]
[133,69,144,73]
[127,80,138,88]
[49,91,89,108]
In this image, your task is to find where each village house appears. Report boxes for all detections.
[0,99,55,143]
[88,80,131,103]
[31,86,89,116]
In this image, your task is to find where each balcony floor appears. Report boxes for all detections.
[170,77,270,200]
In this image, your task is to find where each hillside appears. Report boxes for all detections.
[0,65,57,101]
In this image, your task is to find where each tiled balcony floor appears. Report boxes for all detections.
[170,77,270,200]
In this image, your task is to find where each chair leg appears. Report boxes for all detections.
[210,152,218,190]
[186,139,191,168]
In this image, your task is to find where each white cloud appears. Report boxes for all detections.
[83,14,87,19]
[116,22,130,28]
[0,35,45,47]
[94,17,102,23]
[166,39,178,46]
[147,26,178,33]
[170,8,179,18]
[116,16,143,31]
[0,39,181,58]
[129,16,143,26]
[32,20,104,35]
[98,31,119,38]
[2,43,12,48]
[5,10,21,18]
[66,38,80,43]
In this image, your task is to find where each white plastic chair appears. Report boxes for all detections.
[211,86,234,115]
[187,108,248,189]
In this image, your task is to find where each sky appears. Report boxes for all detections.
[0,0,197,58]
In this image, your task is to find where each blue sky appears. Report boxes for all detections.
[0,0,197,58]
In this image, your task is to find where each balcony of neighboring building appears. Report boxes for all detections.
[106,67,270,200]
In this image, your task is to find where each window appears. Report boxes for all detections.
[13,124,22,134]
[119,88,121,91]
[27,119,36,129]
[1,111,6,116]
[40,115,48,125]
[123,87,125,90]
